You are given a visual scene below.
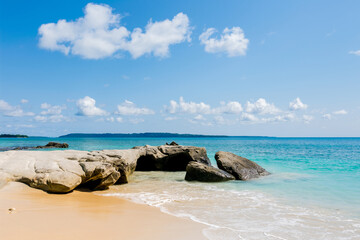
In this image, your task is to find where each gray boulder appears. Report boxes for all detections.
[215,151,270,180]
[133,144,211,171]
[0,150,122,193]
[185,162,235,182]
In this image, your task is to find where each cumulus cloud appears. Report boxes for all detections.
[215,101,243,114]
[165,97,243,115]
[115,100,154,115]
[166,97,212,115]
[76,96,108,116]
[126,12,191,58]
[0,99,34,117]
[349,50,360,56]
[199,27,249,57]
[289,98,308,111]
[245,98,280,115]
[21,99,29,104]
[38,3,191,59]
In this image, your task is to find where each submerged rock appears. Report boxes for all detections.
[185,162,235,182]
[215,151,270,180]
[133,144,211,171]
[38,142,69,149]
[8,142,69,151]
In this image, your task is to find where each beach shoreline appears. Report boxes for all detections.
[0,182,207,240]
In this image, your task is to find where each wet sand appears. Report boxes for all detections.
[0,182,207,240]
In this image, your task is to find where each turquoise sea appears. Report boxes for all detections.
[1,137,360,239]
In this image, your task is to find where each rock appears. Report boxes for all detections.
[215,151,270,180]
[133,144,211,171]
[185,162,235,182]
[91,171,121,190]
[0,150,122,193]
[166,141,179,146]
[36,142,69,149]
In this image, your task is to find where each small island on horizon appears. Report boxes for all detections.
[0,134,28,138]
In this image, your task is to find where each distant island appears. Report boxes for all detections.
[0,134,28,138]
[59,132,273,139]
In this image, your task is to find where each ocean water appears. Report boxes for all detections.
[1,137,360,239]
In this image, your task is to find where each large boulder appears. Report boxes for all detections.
[133,144,211,171]
[0,150,122,193]
[185,162,235,182]
[215,151,270,180]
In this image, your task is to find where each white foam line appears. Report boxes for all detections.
[100,192,245,240]
[264,232,289,240]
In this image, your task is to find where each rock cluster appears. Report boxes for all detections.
[0,142,269,193]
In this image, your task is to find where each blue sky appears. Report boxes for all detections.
[0,0,360,137]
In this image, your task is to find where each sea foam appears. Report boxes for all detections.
[101,172,360,240]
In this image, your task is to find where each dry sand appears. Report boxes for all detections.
[0,182,207,240]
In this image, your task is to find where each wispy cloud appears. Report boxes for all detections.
[349,50,360,56]
[0,99,34,117]
[115,100,154,115]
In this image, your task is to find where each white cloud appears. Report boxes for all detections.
[38,3,191,59]
[302,115,313,124]
[289,98,308,111]
[333,109,347,115]
[265,113,296,123]
[323,113,332,120]
[4,109,35,117]
[21,99,29,104]
[199,27,249,57]
[215,101,243,114]
[239,113,259,122]
[40,103,66,115]
[245,98,280,115]
[35,115,67,123]
[127,12,191,58]
[0,100,13,111]
[166,97,243,115]
[349,50,360,56]
[0,99,34,117]
[166,97,212,114]
[115,100,154,115]
[76,96,108,116]
[194,114,205,121]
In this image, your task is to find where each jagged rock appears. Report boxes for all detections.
[133,144,211,171]
[215,151,270,180]
[166,141,179,146]
[185,162,235,182]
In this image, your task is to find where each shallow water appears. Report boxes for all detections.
[1,137,360,239]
